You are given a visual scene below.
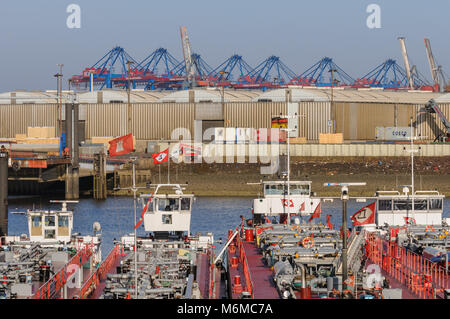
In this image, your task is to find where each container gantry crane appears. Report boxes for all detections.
[421,99,450,142]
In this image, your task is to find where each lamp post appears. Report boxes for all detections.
[126,61,134,133]
[328,69,337,133]
[219,71,229,110]
[276,113,304,224]
[323,182,366,293]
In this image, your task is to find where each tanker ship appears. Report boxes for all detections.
[0,201,102,299]
[87,183,226,299]
[224,179,450,299]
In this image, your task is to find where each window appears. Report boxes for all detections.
[162,214,172,224]
[265,184,285,195]
[414,200,427,211]
[290,184,310,195]
[181,198,191,211]
[32,216,42,227]
[44,229,56,239]
[378,200,392,211]
[393,200,412,211]
[157,199,179,211]
[45,216,55,227]
[58,216,69,227]
[430,199,443,210]
[146,201,154,213]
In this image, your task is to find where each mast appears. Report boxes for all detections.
[398,37,414,90]
[180,26,195,88]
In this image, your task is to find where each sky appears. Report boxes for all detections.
[0,0,449,91]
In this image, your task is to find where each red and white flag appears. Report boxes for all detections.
[109,133,134,156]
[351,202,376,226]
[134,193,154,230]
[308,203,322,222]
[404,217,416,225]
[152,148,169,164]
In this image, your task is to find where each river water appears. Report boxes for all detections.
[7,197,450,259]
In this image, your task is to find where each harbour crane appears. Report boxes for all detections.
[179,26,196,88]
[424,38,446,92]
[421,99,450,142]
[398,37,414,90]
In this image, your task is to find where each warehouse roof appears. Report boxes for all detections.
[0,91,61,104]
[252,87,441,104]
[77,89,168,103]
[0,88,445,105]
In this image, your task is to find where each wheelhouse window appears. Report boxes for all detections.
[158,199,179,211]
[58,216,69,227]
[32,216,42,227]
[145,201,154,213]
[44,229,56,239]
[378,200,392,211]
[265,184,285,195]
[290,184,310,196]
[393,200,412,211]
[45,216,55,227]
[162,214,172,224]
[413,200,427,211]
[429,199,443,210]
[181,198,191,211]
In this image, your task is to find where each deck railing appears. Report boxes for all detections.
[77,243,124,299]
[208,245,216,299]
[235,228,254,298]
[365,231,449,299]
[32,243,93,299]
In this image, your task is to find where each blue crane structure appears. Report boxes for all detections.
[134,48,181,90]
[72,46,139,90]
[241,55,297,86]
[171,53,215,80]
[136,48,181,77]
[295,57,355,87]
[209,54,253,83]
[355,59,429,89]
[70,45,438,92]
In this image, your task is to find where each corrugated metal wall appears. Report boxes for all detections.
[0,104,57,138]
[86,104,128,138]
[132,103,194,140]
[334,102,450,141]
[224,102,286,129]
[335,103,415,140]
[298,101,332,140]
[1,101,448,142]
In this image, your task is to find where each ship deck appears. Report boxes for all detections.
[243,241,280,299]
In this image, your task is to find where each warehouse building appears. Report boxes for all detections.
[0,88,448,150]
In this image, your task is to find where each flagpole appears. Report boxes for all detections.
[131,157,138,299]
[168,142,170,184]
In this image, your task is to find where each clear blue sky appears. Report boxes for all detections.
[0,0,449,91]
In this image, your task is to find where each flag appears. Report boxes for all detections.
[404,217,416,225]
[109,133,134,156]
[351,202,376,226]
[134,193,154,229]
[308,203,322,222]
[299,202,305,212]
[152,148,169,164]
[326,215,333,230]
[344,275,355,287]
